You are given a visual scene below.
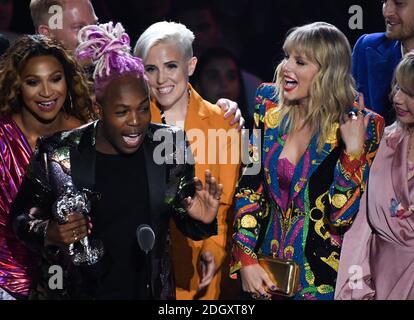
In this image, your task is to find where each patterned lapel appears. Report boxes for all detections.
[263,122,339,209]
[289,124,339,205]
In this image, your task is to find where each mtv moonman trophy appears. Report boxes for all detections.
[53,182,104,265]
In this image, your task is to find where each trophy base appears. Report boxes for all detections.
[71,239,104,266]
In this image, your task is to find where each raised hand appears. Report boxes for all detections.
[340,93,370,156]
[183,170,223,224]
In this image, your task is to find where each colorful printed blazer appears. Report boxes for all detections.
[230,84,384,299]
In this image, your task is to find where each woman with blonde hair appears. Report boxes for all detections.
[230,22,384,300]
[336,52,414,300]
[0,34,94,300]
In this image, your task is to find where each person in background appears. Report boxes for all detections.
[192,47,253,130]
[173,3,262,122]
[30,0,98,52]
[352,0,414,125]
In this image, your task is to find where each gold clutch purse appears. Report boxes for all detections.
[257,254,300,298]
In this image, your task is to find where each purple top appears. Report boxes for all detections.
[0,115,38,298]
[277,157,296,211]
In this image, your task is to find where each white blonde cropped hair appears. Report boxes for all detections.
[134,21,195,61]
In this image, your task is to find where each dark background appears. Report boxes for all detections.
[8,0,385,82]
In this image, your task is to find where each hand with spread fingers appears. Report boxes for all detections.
[240,264,277,300]
[45,213,92,247]
[183,170,223,224]
[340,93,370,156]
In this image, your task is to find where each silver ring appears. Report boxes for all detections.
[72,229,78,240]
[348,111,357,120]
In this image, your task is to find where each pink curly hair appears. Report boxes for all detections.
[76,21,147,98]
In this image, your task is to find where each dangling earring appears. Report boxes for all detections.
[64,93,73,113]
[68,94,73,111]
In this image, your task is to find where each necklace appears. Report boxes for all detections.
[160,109,166,125]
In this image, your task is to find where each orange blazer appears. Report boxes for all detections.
[150,85,241,299]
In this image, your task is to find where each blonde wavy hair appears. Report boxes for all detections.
[386,51,414,139]
[274,22,357,151]
[0,34,96,122]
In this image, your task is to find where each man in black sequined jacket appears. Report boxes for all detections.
[11,113,220,300]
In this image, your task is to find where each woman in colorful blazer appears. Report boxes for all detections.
[230,22,384,300]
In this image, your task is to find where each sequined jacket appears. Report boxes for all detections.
[230,84,384,300]
[0,115,36,298]
[11,121,217,300]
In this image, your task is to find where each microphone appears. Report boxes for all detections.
[136,224,155,254]
[136,224,155,299]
